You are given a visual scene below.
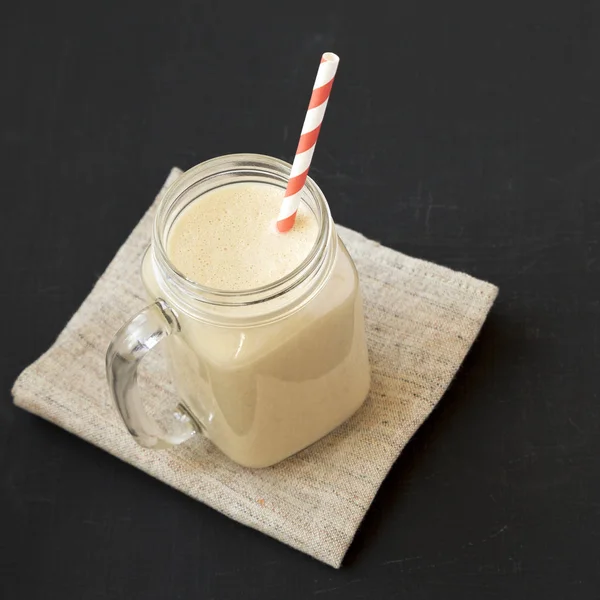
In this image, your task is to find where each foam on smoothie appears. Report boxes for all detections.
[167,182,319,290]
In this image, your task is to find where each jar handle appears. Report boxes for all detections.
[106,299,197,449]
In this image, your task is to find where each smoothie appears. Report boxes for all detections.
[142,181,370,467]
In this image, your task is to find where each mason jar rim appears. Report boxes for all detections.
[151,153,334,309]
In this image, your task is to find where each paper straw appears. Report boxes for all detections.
[276,52,339,232]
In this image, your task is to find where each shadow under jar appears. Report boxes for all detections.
[106,154,371,468]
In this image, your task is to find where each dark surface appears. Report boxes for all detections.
[2,1,600,598]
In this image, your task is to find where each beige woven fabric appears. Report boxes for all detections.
[12,168,498,568]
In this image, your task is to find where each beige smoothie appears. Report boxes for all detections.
[142,181,370,467]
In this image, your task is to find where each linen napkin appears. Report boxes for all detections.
[12,168,498,568]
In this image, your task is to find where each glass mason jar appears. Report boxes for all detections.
[106,154,370,468]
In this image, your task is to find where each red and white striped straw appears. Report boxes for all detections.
[276,52,339,233]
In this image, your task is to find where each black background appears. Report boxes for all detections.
[2,1,600,598]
